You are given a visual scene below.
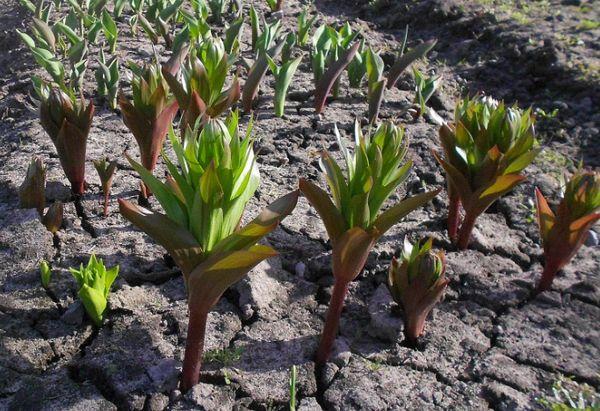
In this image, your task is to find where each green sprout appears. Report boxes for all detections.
[95,48,120,110]
[162,37,240,132]
[297,7,317,48]
[267,55,303,117]
[119,61,179,198]
[365,46,386,123]
[69,254,119,327]
[204,347,243,366]
[40,260,52,289]
[119,112,298,391]
[537,375,599,410]
[434,96,539,249]
[93,157,118,217]
[387,238,448,345]
[300,120,439,364]
[101,9,118,53]
[412,68,441,117]
[535,171,600,293]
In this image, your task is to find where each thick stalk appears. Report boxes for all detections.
[71,180,85,196]
[180,305,209,392]
[536,260,560,294]
[404,313,425,348]
[316,280,349,365]
[447,197,460,243]
[457,211,478,250]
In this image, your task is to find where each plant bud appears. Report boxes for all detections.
[19,157,46,214]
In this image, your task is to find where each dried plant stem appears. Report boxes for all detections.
[316,280,349,365]
[457,212,477,250]
[181,305,209,392]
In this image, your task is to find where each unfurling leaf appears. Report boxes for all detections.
[94,157,118,216]
[314,42,359,114]
[119,62,178,197]
[120,112,299,391]
[303,120,439,364]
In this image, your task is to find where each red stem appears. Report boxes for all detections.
[404,313,425,348]
[536,261,560,294]
[71,180,85,196]
[457,212,478,250]
[316,280,349,365]
[448,197,460,244]
[103,192,109,217]
[180,306,209,392]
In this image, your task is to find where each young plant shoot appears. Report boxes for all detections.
[19,157,46,215]
[119,112,299,391]
[386,37,437,90]
[119,62,178,198]
[267,54,302,117]
[40,260,52,289]
[39,86,95,195]
[242,40,285,112]
[69,254,119,327]
[535,171,600,292]
[93,157,118,217]
[365,47,386,123]
[387,238,448,346]
[297,7,317,48]
[300,120,440,364]
[265,0,283,12]
[42,201,64,234]
[434,96,539,249]
[163,37,240,132]
[412,68,441,117]
[95,49,120,110]
[314,41,359,114]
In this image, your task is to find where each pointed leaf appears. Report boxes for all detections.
[373,189,440,237]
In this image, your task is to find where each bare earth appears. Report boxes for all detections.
[0,0,598,409]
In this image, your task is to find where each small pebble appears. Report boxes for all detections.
[585,230,598,247]
[295,261,306,277]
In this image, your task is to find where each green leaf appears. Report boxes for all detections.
[118,199,203,277]
[78,284,106,326]
[187,244,278,309]
[373,189,440,237]
[212,190,299,254]
[387,39,437,89]
[126,154,188,227]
